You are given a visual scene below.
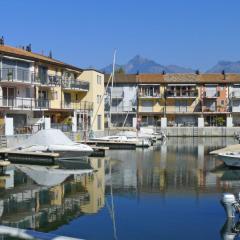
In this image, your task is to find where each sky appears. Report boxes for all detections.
[1,0,240,71]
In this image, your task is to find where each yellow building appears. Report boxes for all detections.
[0,44,104,134]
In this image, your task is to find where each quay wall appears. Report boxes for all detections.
[161,127,240,137]
[4,127,240,148]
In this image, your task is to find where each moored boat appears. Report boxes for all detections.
[17,129,93,160]
[217,152,240,167]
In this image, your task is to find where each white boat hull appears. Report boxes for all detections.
[218,153,240,167]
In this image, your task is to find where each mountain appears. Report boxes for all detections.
[101,55,195,74]
[207,61,240,73]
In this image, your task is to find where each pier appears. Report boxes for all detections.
[82,140,137,150]
[0,149,58,165]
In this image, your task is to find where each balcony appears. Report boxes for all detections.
[138,92,161,99]
[33,74,61,86]
[231,91,240,99]
[203,91,219,98]
[166,90,198,98]
[62,79,89,91]
[111,88,124,98]
[0,68,33,84]
[63,101,93,111]
[0,97,50,110]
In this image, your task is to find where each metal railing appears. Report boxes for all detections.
[62,79,89,91]
[63,101,93,110]
[166,90,198,98]
[138,92,161,98]
[51,123,72,132]
[0,97,50,110]
[0,68,90,92]
[0,68,33,83]
[231,92,240,98]
[203,91,219,98]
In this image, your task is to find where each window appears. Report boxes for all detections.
[26,88,31,98]
[97,75,101,85]
[97,114,102,130]
[97,95,101,104]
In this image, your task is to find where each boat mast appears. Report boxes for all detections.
[109,50,117,129]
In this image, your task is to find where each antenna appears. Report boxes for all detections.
[109,49,117,128]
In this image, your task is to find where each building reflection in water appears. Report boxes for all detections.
[107,137,240,196]
[0,157,107,233]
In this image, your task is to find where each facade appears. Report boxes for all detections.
[0,44,104,134]
[105,73,240,127]
[105,74,137,127]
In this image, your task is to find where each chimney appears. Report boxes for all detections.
[26,44,32,52]
[0,36,4,45]
[49,50,52,58]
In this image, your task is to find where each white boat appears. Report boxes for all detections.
[91,135,151,147]
[217,152,240,167]
[17,129,93,160]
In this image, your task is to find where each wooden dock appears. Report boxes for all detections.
[82,140,136,150]
[0,149,59,165]
[90,145,109,157]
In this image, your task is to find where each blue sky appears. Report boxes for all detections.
[1,0,240,70]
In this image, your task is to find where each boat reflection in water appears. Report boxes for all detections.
[0,157,107,238]
[0,137,240,239]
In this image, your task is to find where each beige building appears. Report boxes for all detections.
[0,44,104,134]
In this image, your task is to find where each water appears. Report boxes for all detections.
[0,137,240,239]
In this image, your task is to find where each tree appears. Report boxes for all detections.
[115,67,125,74]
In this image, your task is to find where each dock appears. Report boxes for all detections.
[82,140,136,150]
[0,149,59,165]
[90,145,109,157]
[210,144,240,155]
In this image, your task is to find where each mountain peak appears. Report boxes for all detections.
[101,55,195,74]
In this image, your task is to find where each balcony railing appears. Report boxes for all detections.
[166,90,198,98]
[203,91,219,98]
[111,88,124,98]
[63,101,93,111]
[0,68,33,83]
[0,97,50,110]
[33,74,61,86]
[62,79,89,91]
[231,92,240,99]
[138,92,161,98]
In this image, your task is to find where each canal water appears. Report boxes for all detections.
[0,137,239,239]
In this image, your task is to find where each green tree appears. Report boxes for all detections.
[115,67,125,74]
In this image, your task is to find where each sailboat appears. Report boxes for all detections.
[90,50,152,148]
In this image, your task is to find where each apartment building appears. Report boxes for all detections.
[0,44,104,134]
[105,74,137,127]
[105,73,240,127]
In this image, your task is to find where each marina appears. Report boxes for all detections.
[1,1,240,239]
[0,137,237,239]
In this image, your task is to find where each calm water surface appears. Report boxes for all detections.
[0,137,240,240]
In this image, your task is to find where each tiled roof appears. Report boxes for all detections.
[0,45,83,72]
[104,73,240,84]
[104,73,137,84]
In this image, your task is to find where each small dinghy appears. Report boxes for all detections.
[17,129,93,160]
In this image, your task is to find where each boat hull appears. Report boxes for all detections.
[218,154,240,167]
[47,150,92,160]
